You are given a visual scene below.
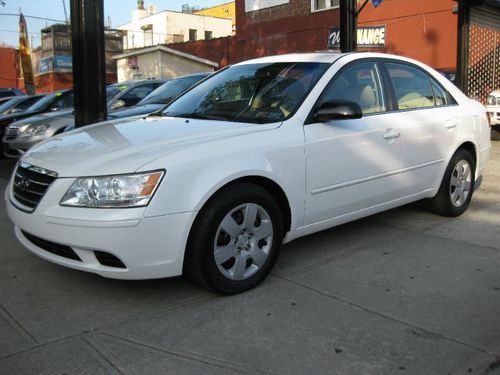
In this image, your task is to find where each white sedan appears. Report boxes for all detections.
[6,53,491,294]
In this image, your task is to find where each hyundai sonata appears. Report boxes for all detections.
[5,53,491,294]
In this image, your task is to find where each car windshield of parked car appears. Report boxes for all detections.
[26,92,58,111]
[163,62,329,124]
[106,85,126,101]
[0,97,20,113]
[487,95,500,106]
[139,76,205,105]
[26,90,73,112]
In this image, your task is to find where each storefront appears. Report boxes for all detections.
[461,1,500,102]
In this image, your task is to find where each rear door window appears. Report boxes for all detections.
[429,77,456,106]
[386,62,435,110]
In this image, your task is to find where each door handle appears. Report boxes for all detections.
[383,130,400,139]
[444,120,457,129]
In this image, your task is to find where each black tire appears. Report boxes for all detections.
[184,183,284,295]
[491,126,500,141]
[430,149,475,217]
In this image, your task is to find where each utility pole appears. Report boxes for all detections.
[455,0,470,93]
[70,0,107,127]
[339,0,357,53]
[62,0,68,23]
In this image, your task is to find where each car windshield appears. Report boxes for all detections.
[139,76,206,105]
[106,84,130,101]
[163,62,329,124]
[0,97,21,112]
[487,95,500,106]
[26,92,60,111]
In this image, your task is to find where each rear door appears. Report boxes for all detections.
[382,61,460,195]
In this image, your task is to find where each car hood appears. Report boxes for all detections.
[10,108,74,126]
[21,116,280,177]
[0,109,40,126]
[0,108,74,127]
[108,104,164,119]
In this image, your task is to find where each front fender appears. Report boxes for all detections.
[141,122,306,231]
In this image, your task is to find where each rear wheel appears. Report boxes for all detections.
[184,183,284,294]
[430,149,475,217]
[491,126,500,141]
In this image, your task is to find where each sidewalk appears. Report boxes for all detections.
[1,143,499,375]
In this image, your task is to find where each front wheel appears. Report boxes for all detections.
[184,183,284,294]
[430,149,475,217]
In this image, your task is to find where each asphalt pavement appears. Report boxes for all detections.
[1,143,499,375]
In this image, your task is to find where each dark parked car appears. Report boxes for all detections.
[109,72,211,119]
[0,88,24,98]
[0,89,73,155]
[0,95,46,116]
[106,79,167,110]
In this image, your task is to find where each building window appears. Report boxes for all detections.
[205,31,213,40]
[142,24,153,47]
[311,0,339,12]
[245,0,289,13]
[189,29,197,41]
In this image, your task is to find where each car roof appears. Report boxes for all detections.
[110,79,167,87]
[180,72,211,78]
[234,51,438,67]
[489,90,500,96]
[236,52,344,65]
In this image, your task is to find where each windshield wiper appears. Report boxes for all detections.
[167,112,226,120]
[146,110,168,117]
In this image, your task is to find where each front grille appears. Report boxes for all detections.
[94,251,127,269]
[12,162,57,211]
[22,231,82,261]
[5,125,19,140]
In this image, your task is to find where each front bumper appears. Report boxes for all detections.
[5,179,197,280]
[488,111,500,126]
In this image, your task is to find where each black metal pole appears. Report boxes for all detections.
[70,0,107,127]
[340,0,357,53]
[456,0,470,92]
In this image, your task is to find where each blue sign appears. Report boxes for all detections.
[39,56,53,74]
[53,55,72,71]
[372,0,383,7]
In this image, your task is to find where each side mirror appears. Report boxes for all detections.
[111,99,126,110]
[314,100,363,122]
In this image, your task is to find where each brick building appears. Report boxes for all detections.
[0,48,21,91]
[168,0,499,102]
[170,0,459,70]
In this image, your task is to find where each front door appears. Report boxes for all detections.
[304,60,404,225]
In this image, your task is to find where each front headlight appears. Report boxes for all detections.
[60,171,164,208]
[18,123,50,138]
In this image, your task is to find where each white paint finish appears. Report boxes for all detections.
[393,106,460,195]
[304,113,404,224]
[6,52,492,280]
[245,0,289,12]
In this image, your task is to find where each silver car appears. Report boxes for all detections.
[3,80,165,157]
